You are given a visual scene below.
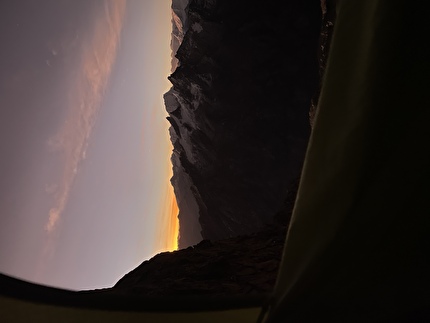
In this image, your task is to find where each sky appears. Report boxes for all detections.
[0,0,178,290]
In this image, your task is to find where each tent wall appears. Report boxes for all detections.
[0,273,263,322]
[0,296,261,323]
[265,0,430,321]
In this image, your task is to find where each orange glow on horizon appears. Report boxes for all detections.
[164,139,179,252]
[149,0,180,255]
[167,184,179,251]
[153,158,179,253]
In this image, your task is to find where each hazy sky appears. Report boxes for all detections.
[0,0,178,290]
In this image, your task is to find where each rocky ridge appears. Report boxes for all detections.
[165,0,322,248]
[94,0,334,298]
[109,176,299,297]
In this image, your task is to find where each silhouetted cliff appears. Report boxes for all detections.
[165,0,322,248]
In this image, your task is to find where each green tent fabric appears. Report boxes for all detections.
[1,0,429,322]
[264,0,430,321]
[0,273,264,322]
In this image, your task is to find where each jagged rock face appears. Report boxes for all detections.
[170,0,189,71]
[165,0,322,248]
[111,224,287,296]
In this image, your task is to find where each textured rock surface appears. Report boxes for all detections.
[89,0,330,298]
[111,224,287,296]
[101,178,299,297]
[165,0,322,248]
[101,188,301,298]
[170,0,189,71]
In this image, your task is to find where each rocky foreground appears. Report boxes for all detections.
[96,0,335,297]
[102,178,298,297]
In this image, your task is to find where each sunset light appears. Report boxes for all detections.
[0,0,179,290]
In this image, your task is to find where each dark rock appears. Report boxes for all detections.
[99,0,323,299]
[89,177,299,297]
[109,223,288,297]
[165,0,322,248]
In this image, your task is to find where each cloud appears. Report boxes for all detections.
[45,208,60,232]
[44,0,127,237]
[46,134,64,152]
[45,183,58,195]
